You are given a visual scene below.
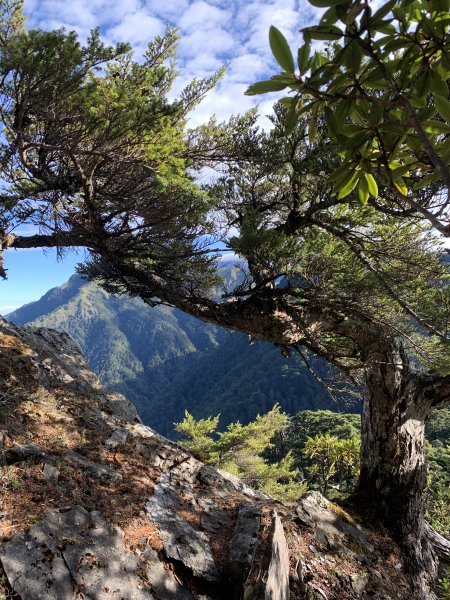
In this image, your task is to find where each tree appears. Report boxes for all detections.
[304,434,359,496]
[246,0,450,235]
[174,405,305,502]
[0,5,449,597]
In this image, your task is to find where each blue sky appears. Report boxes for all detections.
[0,0,321,315]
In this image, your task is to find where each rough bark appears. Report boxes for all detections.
[358,340,439,599]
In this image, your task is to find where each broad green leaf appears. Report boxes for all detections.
[391,163,413,181]
[345,39,363,72]
[430,0,450,12]
[423,120,450,134]
[371,0,397,24]
[412,170,441,189]
[358,176,369,205]
[303,25,343,40]
[297,41,311,74]
[328,162,353,184]
[334,98,352,127]
[337,170,360,199]
[320,6,339,25]
[309,114,318,143]
[376,20,396,34]
[365,173,378,197]
[284,99,300,135]
[269,26,295,74]
[324,106,339,135]
[245,80,289,95]
[344,2,364,24]
[278,96,293,107]
[429,70,449,98]
[394,178,408,196]
[434,94,450,123]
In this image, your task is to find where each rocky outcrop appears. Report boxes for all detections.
[0,318,419,599]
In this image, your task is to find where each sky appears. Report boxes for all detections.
[0,0,321,315]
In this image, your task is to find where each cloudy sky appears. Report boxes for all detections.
[1,0,320,314]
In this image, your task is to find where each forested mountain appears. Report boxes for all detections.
[7,271,355,436]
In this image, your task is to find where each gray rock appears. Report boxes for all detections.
[0,319,142,424]
[350,572,369,595]
[146,501,219,582]
[65,449,122,482]
[228,503,262,589]
[1,320,100,395]
[143,547,194,599]
[264,512,290,600]
[4,443,51,465]
[296,492,374,554]
[146,473,220,582]
[200,508,230,534]
[105,428,129,448]
[0,506,153,599]
[99,391,142,423]
[43,462,60,483]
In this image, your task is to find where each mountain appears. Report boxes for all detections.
[7,271,357,436]
[0,317,416,600]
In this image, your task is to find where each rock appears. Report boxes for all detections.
[105,428,129,448]
[297,492,374,555]
[228,502,262,590]
[143,547,194,599]
[43,462,60,483]
[351,572,369,595]
[4,443,52,465]
[0,506,153,599]
[146,473,220,582]
[0,319,141,424]
[290,558,308,598]
[197,466,267,500]
[200,508,230,534]
[264,512,290,600]
[65,449,122,482]
[99,391,142,423]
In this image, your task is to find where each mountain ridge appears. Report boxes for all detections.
[7,272,356,435]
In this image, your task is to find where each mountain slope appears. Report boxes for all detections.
[0,317,416,600]
[8,273,356,435]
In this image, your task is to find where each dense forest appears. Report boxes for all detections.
[8,273,355,435]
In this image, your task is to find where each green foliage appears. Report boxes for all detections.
[438,567,450,600]
[248,0,450,231]
[206,109,450,377]
[174,405,307,502]
[304,434,360,496]
[9,273,345,437]
[173,411,220,462]
[425,435,450,536]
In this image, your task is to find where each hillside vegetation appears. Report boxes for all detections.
[8,272,352,435]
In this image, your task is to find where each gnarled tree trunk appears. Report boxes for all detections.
[358,340,438,599]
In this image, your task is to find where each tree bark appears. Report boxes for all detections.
[358,341,438,599]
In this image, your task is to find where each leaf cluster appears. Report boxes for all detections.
[247,0,450,230]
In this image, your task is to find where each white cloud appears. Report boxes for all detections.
[107,12,164,45]
[24,0,311,128]
[179,1,230,30]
